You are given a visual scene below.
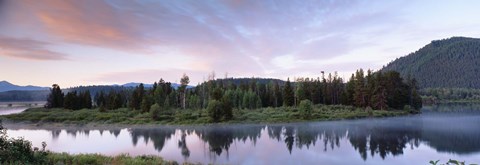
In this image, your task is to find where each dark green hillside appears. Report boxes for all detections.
[382,37,480,88]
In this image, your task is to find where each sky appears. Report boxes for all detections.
[1,0,480,87]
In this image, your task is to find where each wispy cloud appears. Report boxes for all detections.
[0,35,68,60]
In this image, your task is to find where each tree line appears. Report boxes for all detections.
[46,69,422,122]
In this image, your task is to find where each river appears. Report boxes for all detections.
[3,103,480,164]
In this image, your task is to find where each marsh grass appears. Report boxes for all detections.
[2,104,408,125]
[45,153,194,165]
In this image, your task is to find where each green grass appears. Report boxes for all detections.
[2,152,196,165]
[4,151,197,165]
[43,152,194,165]
[1,105,409,125]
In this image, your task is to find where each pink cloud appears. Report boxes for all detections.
[0,0,413,83]
[0,35,68,60]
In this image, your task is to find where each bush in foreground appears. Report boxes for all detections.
[0,121,48,164]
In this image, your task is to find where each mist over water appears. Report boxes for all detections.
[5,103,480,164]
[0,102,45,115]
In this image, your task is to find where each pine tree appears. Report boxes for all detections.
[283,78,294,106]
[273,81,283,107]
[154,85,166,107]
[95,91,105,107]
[354,69,367,108]
[46,84,64,108]
[371,72,387,110]
[141,95,153,113]
[63,91,78,110]
[83,90,92,109]
[343,74,355,105]
[129,84,145,110]
[222,94,233,120]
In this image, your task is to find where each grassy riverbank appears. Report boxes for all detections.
[44,153,193,165]
[1,104,409,125]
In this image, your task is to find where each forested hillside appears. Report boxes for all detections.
[382,37,480,88]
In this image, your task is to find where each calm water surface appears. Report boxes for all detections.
[4,103,480,164]
[0,101,44,115]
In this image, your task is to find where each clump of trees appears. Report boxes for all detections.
[63,91,92,110]
[94,90,127,111]
[45,69,422,123]
[343,69,422,110]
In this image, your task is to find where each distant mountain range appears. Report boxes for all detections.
[118,82,189,89]
[0,81,190,93]
[382,37,480,89]
[0,81,192,101]
[0,81,49,92]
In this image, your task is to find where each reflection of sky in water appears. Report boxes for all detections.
[5,103,480,164]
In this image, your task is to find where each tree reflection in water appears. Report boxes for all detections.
[129,127,175,152]
[125,118,422,160]
[123,114,479,161]
[23,106,480,162]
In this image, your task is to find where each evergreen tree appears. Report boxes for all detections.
[83,90,92,109]
[46,84,64,108]
[94,91,105,107]
[154,84,166,107]
[141,95,153,113]
[354,69,367,108]
[63,91,79,110]
[272,81,283,107]
[129,84,145,110]
[342,74,355,105]
[222,94,233,120]
[371,72,387,110]
[406,77,423,110]
[283,78,294,106]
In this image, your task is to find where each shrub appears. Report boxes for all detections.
[365,106,373,117]
[99,104,106,112]
[207,100,223,122]
[403,105,413,113]
[0,121,48,164]
[150,104,161,120]
[299,100,313,119]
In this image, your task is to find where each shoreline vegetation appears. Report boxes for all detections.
[2,105,409,126]
[421,88,480,105]
[10,69,422,126]
[1,69,423,127]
